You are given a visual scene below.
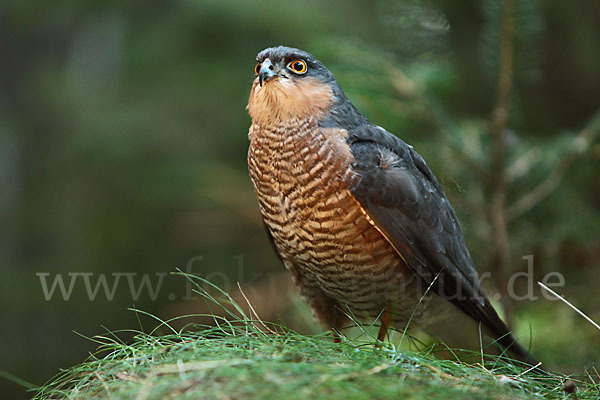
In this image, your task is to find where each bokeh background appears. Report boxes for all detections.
[2,0,600,398]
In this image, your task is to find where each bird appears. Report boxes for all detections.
[246,45,538,367]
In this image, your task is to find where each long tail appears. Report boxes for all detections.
[450,295,544,372]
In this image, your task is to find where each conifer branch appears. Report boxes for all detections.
[506,112,600,221]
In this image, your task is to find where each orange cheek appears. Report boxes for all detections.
[248,78,333,124]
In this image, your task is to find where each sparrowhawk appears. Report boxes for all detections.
[246,45,537,366]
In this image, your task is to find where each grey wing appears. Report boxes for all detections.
[345,125,536,364]
[346,125,483,303]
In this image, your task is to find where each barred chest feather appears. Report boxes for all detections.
[247,118,426,322]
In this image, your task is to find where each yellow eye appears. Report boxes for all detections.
[254,62,261,75]
[287,59,307,74]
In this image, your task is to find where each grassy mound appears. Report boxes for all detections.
[32,277,598,400]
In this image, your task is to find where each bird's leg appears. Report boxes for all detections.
[332,329,341,344]
[376,309,392,345]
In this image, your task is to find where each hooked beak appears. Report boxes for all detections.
[258,58,278,86]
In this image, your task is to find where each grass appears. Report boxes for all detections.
[31,275,599,400]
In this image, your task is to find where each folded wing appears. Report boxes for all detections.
[346,124,536,365]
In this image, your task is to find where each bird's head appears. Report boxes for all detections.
[247,46,339,125]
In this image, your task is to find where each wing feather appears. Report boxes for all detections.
[345,125,537,366]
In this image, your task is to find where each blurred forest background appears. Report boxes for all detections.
[1,0,600,398]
